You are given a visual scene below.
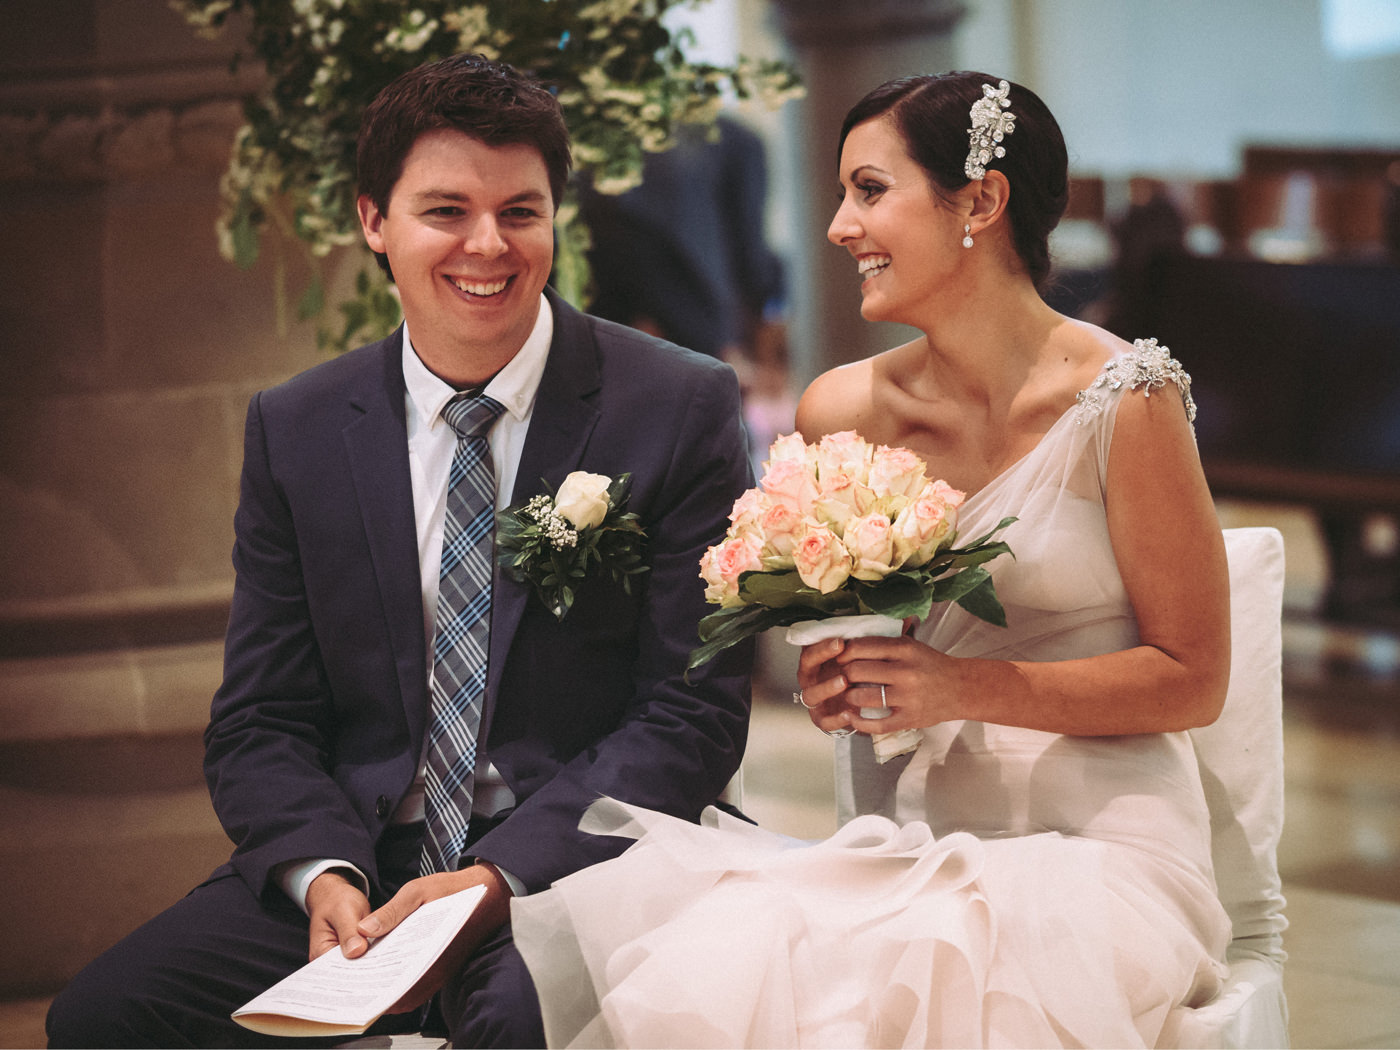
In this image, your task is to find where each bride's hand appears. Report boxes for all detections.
[795,637,860,734]
[832,634,962,733]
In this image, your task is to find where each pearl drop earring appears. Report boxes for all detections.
[962,224,974,249]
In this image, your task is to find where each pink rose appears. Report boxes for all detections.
[892,482,963,567]
[757,501,804,563]
[699,533,764,607]
[793,523,853,594]
[868,445,928,500]
[843,512,897,580]
[814,431,871,486]
[760,457,819,513]
[928,478,966,510]
[813,467,871,528]
[727,488,770,533]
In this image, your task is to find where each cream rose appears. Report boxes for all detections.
[727,487,770,534]
[868,444,928,500]
[892,482,963,567]
[764,431,809,467]
[794,523,853,594]
[760,457,819,512]
[844,512,897,580]
[554,471,612,529]
[813,468,868,529]
[814,430,872,486]
[756,501,804,565]
[699,532,764,606]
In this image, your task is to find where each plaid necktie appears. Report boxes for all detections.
[420,391,505,876]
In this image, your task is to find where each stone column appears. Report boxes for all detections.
[0,0,337,995]
[0,0,332,734]
[771,0,966,383]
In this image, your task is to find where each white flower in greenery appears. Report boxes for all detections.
[554,471,612,530]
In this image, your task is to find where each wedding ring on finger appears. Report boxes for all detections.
[859,683,893,720]
[822,726,856,738]
[793,690,819,710]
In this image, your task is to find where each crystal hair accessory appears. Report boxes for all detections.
[965,79,1016,180]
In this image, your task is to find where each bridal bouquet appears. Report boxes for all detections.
[687,432,1014,676]
[497,472,647,622]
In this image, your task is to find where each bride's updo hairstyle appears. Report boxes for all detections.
[838,71,1069,290]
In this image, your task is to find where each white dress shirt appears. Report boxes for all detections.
[278,295,553,910]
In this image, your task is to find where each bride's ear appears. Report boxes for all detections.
[966,170,1011,238]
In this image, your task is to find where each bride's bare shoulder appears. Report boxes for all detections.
[795,357,877,440]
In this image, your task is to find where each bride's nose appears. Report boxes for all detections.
[827,195,860,246]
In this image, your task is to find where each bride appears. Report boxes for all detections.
[510,71,1233,1048]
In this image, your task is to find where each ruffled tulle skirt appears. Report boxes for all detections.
[511,799,1230,1049]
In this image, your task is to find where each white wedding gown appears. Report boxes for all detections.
[511,341,1233,1048]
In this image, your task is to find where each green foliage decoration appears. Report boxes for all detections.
[173,0,801,351]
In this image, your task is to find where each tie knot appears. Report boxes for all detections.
[442,392,505,440]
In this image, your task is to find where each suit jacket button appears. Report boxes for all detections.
[375,795,392,819]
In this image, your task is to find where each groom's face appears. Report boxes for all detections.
[358,128,556,385]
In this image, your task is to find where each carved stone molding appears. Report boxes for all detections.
[0,97,244,183]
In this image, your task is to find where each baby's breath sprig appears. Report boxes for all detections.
[523,495,580,551]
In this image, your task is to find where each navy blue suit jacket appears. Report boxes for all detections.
[204,288,754,901]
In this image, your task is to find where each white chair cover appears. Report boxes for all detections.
[1168,526,1290,1047]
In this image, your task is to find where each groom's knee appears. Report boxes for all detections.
[440,925,546,1049]
[46,960,165,1049]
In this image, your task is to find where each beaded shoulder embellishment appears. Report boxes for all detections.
[1074,338,1196,431]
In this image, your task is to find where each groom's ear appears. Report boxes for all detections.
[965,170,1011,236]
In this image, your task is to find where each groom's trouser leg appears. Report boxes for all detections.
[44,870,331,1049]
[436,813,546,1049]
[46,824,426,1049]
[438,920,546,1049]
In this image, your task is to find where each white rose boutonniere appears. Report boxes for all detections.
[553,471,612,530]
[497,472,647,621]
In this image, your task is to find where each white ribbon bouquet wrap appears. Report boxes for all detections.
[785,612,919,761]
[688,432,1015,763]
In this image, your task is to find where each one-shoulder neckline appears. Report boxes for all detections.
[960,350,1123,508]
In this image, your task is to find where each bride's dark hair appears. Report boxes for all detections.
[838,71,1069,290]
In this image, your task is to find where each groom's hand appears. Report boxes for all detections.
[306,869,373,961]
[358,862,514,1015]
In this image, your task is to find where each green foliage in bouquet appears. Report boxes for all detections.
[172,0,801,351]
[496,472,648,621]
[687,517,1016,677]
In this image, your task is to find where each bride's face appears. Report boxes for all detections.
[828,116,961,326]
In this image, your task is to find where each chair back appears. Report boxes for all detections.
[1189,526,1288,962]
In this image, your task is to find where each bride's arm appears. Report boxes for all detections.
[798,384,1231,737]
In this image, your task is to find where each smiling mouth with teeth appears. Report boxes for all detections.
[451,276,511,297]
[857,255,890,280]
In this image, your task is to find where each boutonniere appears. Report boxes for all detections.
[496,471,648,621]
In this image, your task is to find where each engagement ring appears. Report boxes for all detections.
[823,726,856,738]
[793,690,819,710]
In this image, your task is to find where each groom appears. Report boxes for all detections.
[47,53,753,1048]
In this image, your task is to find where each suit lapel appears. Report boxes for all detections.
[484,291,602,734]
[342,330,430,752]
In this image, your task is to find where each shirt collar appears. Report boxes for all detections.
[401,293,554,430]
